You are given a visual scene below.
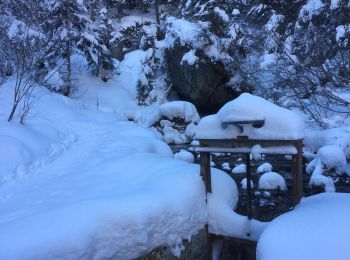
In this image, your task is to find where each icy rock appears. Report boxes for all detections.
[258,172,287,190]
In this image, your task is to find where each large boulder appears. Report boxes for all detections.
[166,45,236,114]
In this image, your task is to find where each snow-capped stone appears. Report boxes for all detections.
[258,172,287,190]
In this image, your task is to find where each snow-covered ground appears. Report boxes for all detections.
[257,192,350,260]
[0,50,246,259]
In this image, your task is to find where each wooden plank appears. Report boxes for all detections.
[210,234,258,245]
[193,146,297,155]
[200,152,212,193]
[198,138,302,148]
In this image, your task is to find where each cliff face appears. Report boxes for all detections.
[166,44,236,114]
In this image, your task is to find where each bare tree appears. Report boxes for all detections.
[2,26,46,123]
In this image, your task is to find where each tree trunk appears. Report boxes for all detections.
[96,54,100,77]
[117,4,123,21]
[7,102,18,122]
[90,0,97,22]
[154,0,161,39]
[64,39,72,97]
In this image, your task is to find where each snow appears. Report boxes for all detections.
[213,7,229,22]
[258,172,287,190]
[306,144,345,191]
[257,193,350,260]
[299,0,325,18]
[304,126,350,159]
[221,162,231,171]
[159,101,200,123]
[240,178,254,190]
[196,114,240,139]
[317,145,346,170]
[309,175,336,192]
[208,172,268,240]
[164,17,204,49]
[181,49,199,66]
[174,149,195,163]
[336,24,350,41]
[196,93,304,140]
[266,13,284,31]
[232,164,247,174]
[232,9,241,16]
[256,163,273,174]
[306,145,346,177]
[0,50,247,259]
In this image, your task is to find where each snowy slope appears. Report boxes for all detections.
[0,51,241,259]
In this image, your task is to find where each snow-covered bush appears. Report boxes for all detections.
[132,100,200,144]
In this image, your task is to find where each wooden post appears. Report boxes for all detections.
[291,140,303,206]
[200,152,212,259]
[200,152,212,193]
[245,154,252,220]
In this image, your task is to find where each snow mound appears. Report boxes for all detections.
[257,193,350,260]
[208,169,267,240]
[309,174,335,192]
[317,145,346,169]
[196,93,304,140]
[221,162,231,171]
[256,163,273,173]
[232,164,246,174]
[258,172,287,190]
[159,101,200,123]
[174,149,195,163]
[306,145,346,185]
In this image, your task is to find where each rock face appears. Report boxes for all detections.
[166,45,236,114]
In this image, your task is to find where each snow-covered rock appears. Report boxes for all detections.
[232,164,246,174]
[256,163,273,174]
[159,101,200,123]
[221,162,231,171]
[258,172,287,190]
[174,149,195,163]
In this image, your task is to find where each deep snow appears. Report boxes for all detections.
[257,193,350,260]
[0,50,248,259]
